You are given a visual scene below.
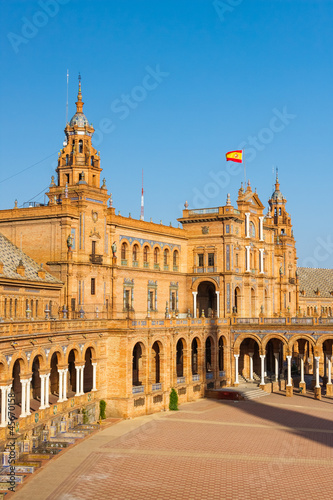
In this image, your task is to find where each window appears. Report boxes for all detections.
[91,156,94,166]
[171,292,176,311]
[208,253,215,266]
[149,290,154,310]
[124,289,130,310]
[133,244,139,262]
[198,253,204,267]
[164,249,169,266]
[66,155,69,166]
[91,278,96,295]
[121,242,127,260]
[279,208,282,215]
[154,247,159,264]
[143,246,149,263]
[226,225,230,234]
[236,253,239,267]
[250,222,255,238]
[92,241,96,255]
[79,140,83,153]
[173,250,178,267]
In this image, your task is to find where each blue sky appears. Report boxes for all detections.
[1,0,333,267]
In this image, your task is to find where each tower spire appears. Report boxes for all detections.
[140,169,144,221]
[76,73,84,113]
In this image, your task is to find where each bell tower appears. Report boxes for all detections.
[47,75,107,205]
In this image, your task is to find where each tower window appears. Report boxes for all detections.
[79,140,83,153]
[91,156,94,166]
[208,253,215,266]
[198,253,204,267]
[91,278,96,295]
[279,208,282,215]
[66,154,69,166]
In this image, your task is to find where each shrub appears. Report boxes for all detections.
[99,399,106,420]
[169,388,178,411]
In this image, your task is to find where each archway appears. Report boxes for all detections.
[218,337,225,373]
[50,352,59,398]
[265,339,284,380]
[132,343,144,386]
[239,338,260,382]
[68,349,77,395]
[191,338,199,375]
[176,339,185,377]
[12,359,22,406]
[31,356,41,401]
[234,287,241,314]
[197,281,216,318]
[152,342,161,384]
[205,337,213,373]
[84,348,93,393]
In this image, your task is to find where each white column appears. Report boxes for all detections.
[25,378,31,416]
[75,366,80,396]
[259,216,264,241]
[63,369,68,401]
[245,246,251,272]
[40,375,45,410]
[315,356,320,388]
[80,366,84,395]
[300,357,305,384]
[274,354,279,382]
[216,291,220,318]
[192,292,198,319]
[45,373,50,407]
[259,249,264,274]
[234,354,239,385]
[286,355,292,386]
[260,355,265,385]
[92,362,97,391]
[58,369,63,402]
[0,387,6,427]
[249,353,254,381]
[327,356,332,384]
[20,379,27,418]
[245,212,250,238]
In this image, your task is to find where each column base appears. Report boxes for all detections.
[314,386,321,400]
[326,383,333,396]
[299,382,306,394]
[286,385,293,397]
[233,383,239,387]
[259,384,266,390]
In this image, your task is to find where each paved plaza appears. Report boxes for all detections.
[13,392,333,500]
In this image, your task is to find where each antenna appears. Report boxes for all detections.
[140,169,144,221]
[66,69,69,124]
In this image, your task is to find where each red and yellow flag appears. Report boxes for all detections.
[226,150,243,163]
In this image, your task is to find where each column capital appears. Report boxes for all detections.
[260,354,266,359]
[314,356,321,362]
[286,355,292,360]
[234,354,239,359]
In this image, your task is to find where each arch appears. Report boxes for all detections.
[82,344,97,362]
[12,359,23,406]
[238,337,261,381]
[205,336,214,373]
[83,347,93,393]
[143,245,150,264]
[176,338,186,378]
[46,348,64,369]
[65,345,81,365]
[191,337,199,375]
[152,341,162,384]
[0,358,8,384]
[31,355,42,401]
[50,352,59,397]
[234,286,241,314]
[197,281,216,318]
[218,336,225,372]
[163,248,169,267]
[121,241,128,261]
[132,342,145,386]
[153,246,160,265]
[132,243,139,262]
[288,334,316,351]
[9,353,29,376]
[173,249,179,268]
[67,349,78,395]
[78,140,83,153]
[28,349,47,372]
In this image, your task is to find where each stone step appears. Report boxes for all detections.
[242,389,270,400]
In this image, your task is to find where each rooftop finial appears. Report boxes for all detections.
[76,73,83,113]
[226,193,231,206]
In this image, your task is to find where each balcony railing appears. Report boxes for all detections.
[177,376,186,384]
[132,260,138,267]
[188,208,219,215]
[132,386,144,394]
[173,265,178,271]
[154,263,160,270]
[206,372,214,380]
[192,374,200,382]
[143,262,149,268]
[89,254,103,264]
[121,259,127,266]
[236,318,259,324]
[194,267,217,273]
[152,383,162,391]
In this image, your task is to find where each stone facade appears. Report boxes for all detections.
[0,82,332,454]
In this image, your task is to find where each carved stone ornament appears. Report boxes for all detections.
[92,210,98,222]
[202,226,209,235]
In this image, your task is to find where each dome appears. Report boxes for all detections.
[69,112,89,127]
[271,189,284,202]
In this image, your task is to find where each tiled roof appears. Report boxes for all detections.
[0,233,62,284]
[297,267,333,298]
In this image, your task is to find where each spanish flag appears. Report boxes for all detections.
[226,150,243,163]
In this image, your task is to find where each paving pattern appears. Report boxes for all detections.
[13,392,333,500]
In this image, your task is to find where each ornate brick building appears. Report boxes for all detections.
[0,81,332,452]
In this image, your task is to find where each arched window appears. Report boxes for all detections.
[121,242,127,262]
[132,244,139,263]
[164,248,169,267]
[66,154,69,166]
[173,250,178,270]
[143,245,149,266]
[250,222,255,238]
[91,156,94,166]
[154,247,160,268]
[279,208,282,215]
[79,140,83,153]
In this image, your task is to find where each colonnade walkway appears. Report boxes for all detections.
[13,392,333,500]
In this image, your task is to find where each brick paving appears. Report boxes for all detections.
[13,393,333,500]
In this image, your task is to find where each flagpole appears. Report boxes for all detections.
[243,150,246,185]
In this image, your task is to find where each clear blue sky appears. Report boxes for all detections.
[1,0,333,267]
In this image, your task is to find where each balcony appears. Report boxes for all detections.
[121,259,127,266]
[194,267,217,273]
[132,260,138,267]
[173,265,178,272]
[154,263,160,270]
[143,262,149,268]
[89,254,103,265]
[192,374,200,382]
[177,376,186,384]
[152,383,162,391]
[206,372,214,380]
[132,386,144,394]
